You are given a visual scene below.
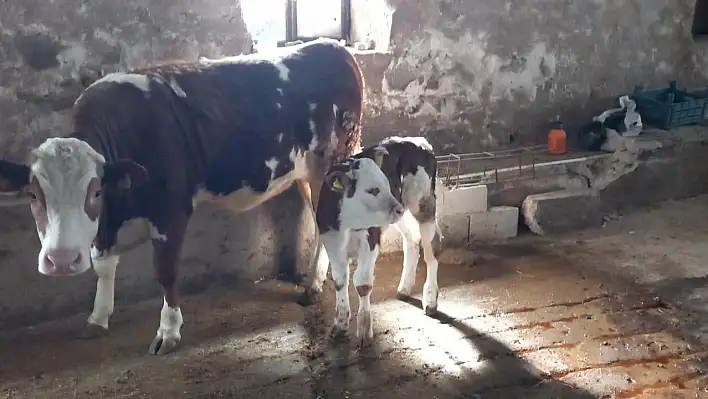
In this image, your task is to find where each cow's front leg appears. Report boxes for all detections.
[80,248,120,338]
[148,218,187,355]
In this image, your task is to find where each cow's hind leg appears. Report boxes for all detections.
[148,215,188,355]
[394,211,422,300]
[296,157,330,306]
[80,250,120,338]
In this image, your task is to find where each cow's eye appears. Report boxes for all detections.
[366,187,380,196]
[28,192,37,201]
[94,190,102,199]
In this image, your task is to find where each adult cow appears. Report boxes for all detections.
[0,38,364,355]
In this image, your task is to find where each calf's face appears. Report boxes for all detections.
[0,137,147,276]
[326,156,404,230]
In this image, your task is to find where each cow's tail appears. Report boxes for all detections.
[335,48,364,163]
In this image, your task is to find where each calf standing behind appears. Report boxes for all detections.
[0,38,363,355]
[308,136,442,346]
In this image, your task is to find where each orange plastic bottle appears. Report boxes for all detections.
[548,119,567,155]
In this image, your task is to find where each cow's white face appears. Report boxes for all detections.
[29,138,106,276]
[328,156,404,230]
[0,137,148,276]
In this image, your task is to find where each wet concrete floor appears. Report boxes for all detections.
[2,196,708,398]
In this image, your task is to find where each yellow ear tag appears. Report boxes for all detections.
[332,178,344,190]
[374,154,384,168]
[118,175,132,190]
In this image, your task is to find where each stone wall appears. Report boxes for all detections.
[2,1,705,159]
[361,0,707,153]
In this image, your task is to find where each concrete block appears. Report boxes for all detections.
[380,225,402,254]
[468,206,519,241]
[440,214,471,246]
[440,184,488,215]
[522,189,602,235]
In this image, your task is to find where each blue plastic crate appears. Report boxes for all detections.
[632,81,708,130]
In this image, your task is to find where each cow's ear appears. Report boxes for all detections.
[0,160,31,193]
[102,159,148,190]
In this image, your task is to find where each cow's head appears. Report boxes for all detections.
[0,137,148,276]
[325,148,404,230]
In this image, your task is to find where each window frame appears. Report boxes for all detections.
[692,0,708,37]
[281,0,351,46]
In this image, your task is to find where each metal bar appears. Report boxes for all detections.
[438,153,611,189]
[341,0,351,44]
[285,0,297,43]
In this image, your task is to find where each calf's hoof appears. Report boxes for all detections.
[424,305,438,316]
[395,291,412,301]
[77,323,109,339]
[297,289,320,307]
[329,325,349,342]
[356,313,374,349]
[149,335,180,355]
[357,334,373,350]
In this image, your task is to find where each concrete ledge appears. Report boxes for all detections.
[522,188,602,235]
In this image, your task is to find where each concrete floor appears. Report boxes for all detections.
[2,197,708,398]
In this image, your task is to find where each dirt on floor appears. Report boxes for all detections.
[3,196,708,398]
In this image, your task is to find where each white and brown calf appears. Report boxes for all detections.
[309,136,442,346]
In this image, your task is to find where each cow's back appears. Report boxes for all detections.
[71,39,364,216]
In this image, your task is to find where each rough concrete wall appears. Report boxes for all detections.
[360,0,703,154]
[0,0,252,161]
[0,0,319,328]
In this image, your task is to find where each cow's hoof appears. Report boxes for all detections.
[77,323,109,339]
[424,305,438,316]
[297,289,319,307]
[148,336,180,355]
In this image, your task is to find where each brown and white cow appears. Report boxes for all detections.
[0,38,363,355]
[301,136,442,346]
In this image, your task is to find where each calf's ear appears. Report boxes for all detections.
[324,170,352,193]
[372,146,389,168]
[0,161,31,193]
[102,159,149,190]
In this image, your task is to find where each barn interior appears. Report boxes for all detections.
[2,0,708,397]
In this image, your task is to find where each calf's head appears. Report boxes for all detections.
[0,137,148,276]
[325,150,404,230]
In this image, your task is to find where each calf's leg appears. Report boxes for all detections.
[394,211,422,299]
[81,250,119,338]
[148,217,188,355]
[419,220,440,315]
[321,230,350,340]
[354,228,380,348]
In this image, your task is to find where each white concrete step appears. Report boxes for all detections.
[379,205,519,254]
[438,184,488,215]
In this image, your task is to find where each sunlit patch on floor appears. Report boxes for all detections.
[5,196,708,397]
